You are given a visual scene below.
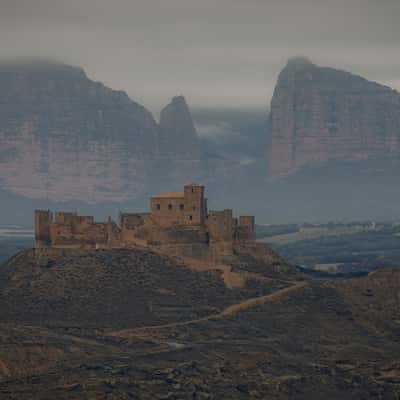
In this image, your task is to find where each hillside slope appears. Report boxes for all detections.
[0,249,399,399]
[0,248,287,330]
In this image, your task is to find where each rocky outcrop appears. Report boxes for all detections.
[0,61,161,202]
[159,96,200,159]
[269,57,400,177]
[0,61,220,204]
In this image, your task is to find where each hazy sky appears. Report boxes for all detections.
[1,0,399,113]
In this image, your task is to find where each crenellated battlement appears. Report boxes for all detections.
[34,183,260,262]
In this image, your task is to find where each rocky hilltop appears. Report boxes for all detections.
[269,57,400,177]
[0,249,399,398]
[0,248,291,329]
[0,61,212,204]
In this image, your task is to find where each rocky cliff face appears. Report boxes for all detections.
[159,96,200,159]
[0,61,210,203]
[0,61,162,202]
[269,57,400,177]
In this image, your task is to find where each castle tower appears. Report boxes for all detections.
[207,209,234,259]
[34,210,53,248]
[238,216,255,241]
[183,182,206,225]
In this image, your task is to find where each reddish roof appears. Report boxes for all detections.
[185,182,203,187]
[151,192,184,199]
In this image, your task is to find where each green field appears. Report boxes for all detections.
[256,222,400,273]
[260,225,378,245]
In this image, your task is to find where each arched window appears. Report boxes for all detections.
[179,204,184,211]
[156,204,161,210]
[168,204,173,210]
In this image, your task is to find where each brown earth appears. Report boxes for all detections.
[0,248,399,399]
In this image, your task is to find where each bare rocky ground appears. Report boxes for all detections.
[0,248,399,399]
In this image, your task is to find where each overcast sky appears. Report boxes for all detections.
[1,0,399,114]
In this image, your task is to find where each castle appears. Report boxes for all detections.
[35,183,271,262]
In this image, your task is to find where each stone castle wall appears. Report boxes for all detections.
[150,196,186,226]
[34,183,263,263]
[149,183,207,227]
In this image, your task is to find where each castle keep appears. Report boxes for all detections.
[35,183,269,262]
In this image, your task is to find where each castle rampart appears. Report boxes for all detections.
[34,183,263,263]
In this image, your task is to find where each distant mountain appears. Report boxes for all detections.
[0,61,240,213]
[4,58,400,225]
[269,57,400,177]
[159,96,200,159]
[0,60,161,203]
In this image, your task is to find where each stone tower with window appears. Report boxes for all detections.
[150,183,207,227]
[183,183,206,225]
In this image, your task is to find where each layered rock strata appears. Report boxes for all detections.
[269,57,400,177]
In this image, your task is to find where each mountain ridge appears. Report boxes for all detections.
[0,60,213,204]
[269,57,400,177]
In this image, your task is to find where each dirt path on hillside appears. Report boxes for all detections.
[220,281,307,316]
[176,256,247,288]
[171,256,287,288]
[111,281,307,338]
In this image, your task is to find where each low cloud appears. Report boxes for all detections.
[196,122,239,140]
[1,0,399,112]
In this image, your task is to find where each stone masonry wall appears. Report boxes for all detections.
[34,184,260,263]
